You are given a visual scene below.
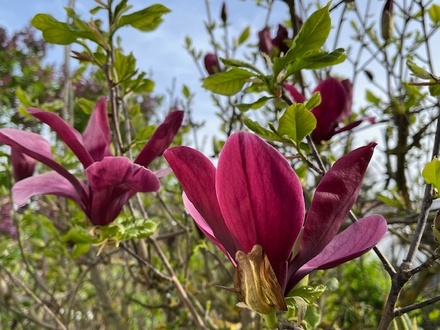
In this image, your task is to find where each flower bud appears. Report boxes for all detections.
[203,53,221,75]
[220,2,228,24]
[381,0,394,42]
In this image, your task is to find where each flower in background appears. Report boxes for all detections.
[258,24,290,56]
[0,98,184,226]
[0,197,17,238]
[285,78,374,143]
[204,53,222,75]
[11,148,36,182]
[164,131,387,314]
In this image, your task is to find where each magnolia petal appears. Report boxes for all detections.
[183,193,235,264]
[164,146,237,257]
[135,111,184,167]
[216,131,305,288]
[11,148,36,182]
[82,98,112,161]
[284,83,306,103]
[12,171,85,209]
[0,129,85,196]
[86,156,160,225]
[286,215,387,292]
[290,143,376,274]
[28,108,94,168]
[340,79,353,121]
[311,78,349,142]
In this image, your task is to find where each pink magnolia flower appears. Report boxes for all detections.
[164,131,387,312]
[285,78,374,143]
[258,24,290,56]
[0,98,184,226]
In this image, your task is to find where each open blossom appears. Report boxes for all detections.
[0,98,184,226]
[164,131,387,314]
[285,78,374,143]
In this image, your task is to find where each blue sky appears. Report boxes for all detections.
[0,0,430,155]
[1,0,286,151]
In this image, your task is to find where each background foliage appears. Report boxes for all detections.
[0,0,440,329]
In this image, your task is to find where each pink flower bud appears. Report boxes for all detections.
[204,53,221,75]
[220,2,228,24]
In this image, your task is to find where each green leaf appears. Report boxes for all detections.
[429,4,440,25]
[422,158,440,190]
[237,26,251,45]
[15,86,32,106]
[182,84,191,99]
[285,48,346,75]
[407,59,436,80]
[273,2,331,76]
[287,284,326,304]
[236,96,273,111]
[304,91,321,110]
[114,50,137,83]
[290,2,331,57]
[278,104,317,143]
[220,58,262,74]
[77,98,96,115]
[429,82,440,96]
[202,68,254,96]
[32,14,78,45]
[366,89,382,105]
[61,228,100,244]
[242,117,283,142]
[118,4,170,32]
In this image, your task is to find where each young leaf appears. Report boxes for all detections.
[237,26,251,45]
[278,104,317,144]
[273,2,331,76]
[242,117,283,142]
[118,4,170,32]
[236,96,274,112]
[429,4,440,25]
[202,68,254,96]
[32,14,78,45]
[407,59,436,80]
[304,92,321,110]
[422,158,440,191]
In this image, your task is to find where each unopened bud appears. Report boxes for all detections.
[381,0,394,42]
[204,53,221,75]
[220,2,228,24]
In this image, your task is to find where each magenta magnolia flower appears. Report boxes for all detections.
[11,148,36,182]
[164,131,387,313]
[0,98,184,226]
[258,24,290,56]
[285,78,374,143]
[204,53,222,75]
